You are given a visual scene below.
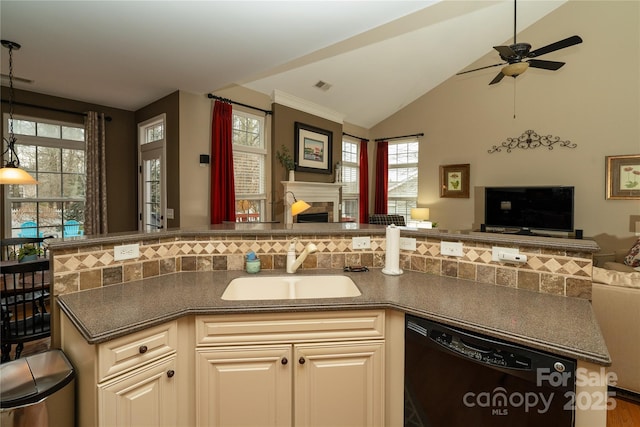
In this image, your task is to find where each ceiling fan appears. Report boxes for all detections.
[457,0,583,85]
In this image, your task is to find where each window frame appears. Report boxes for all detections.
[3,113,86,238]
[231,109,268,222]
[387,138,419,220]
[341,137,360,222]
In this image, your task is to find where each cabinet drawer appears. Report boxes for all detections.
[196,310,385,346]
[98,321,177,381]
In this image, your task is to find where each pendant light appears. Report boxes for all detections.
[0,40,38,185]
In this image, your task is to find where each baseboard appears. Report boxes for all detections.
[610,386,640,404]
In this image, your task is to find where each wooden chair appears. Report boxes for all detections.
[1,259,51,363]
[63,219,84,237]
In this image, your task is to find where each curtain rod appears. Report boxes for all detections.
[375,132,424,142]
[342,132,369,141]
[0,99,113,121]
[207,94,272,115]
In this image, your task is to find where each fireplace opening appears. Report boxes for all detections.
[297,212,329,223]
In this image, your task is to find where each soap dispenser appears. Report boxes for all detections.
[286,240,297,273]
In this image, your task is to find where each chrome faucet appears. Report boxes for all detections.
[286,240,318,274]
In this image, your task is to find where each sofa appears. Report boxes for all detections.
[591,265,640,395]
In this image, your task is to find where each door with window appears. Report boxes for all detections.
[138,116,166,232]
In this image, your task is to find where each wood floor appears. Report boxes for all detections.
[11,339,640,426]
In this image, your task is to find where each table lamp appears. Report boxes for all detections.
[410,208,432,229]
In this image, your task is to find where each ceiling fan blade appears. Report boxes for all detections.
[489,72,505,85]
[456,62,506,76]
[527,59,566,71]
[494,45,517,59]
[528,35,583,58]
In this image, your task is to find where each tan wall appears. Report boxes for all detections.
[370,1,640,253]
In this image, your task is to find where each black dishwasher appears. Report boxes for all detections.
[405,315,576,427]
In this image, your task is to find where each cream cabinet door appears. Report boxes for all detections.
[196,345,292,427]
[98,355,177,427]
[294,341,385,427]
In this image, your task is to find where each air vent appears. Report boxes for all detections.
[314,80,332,91]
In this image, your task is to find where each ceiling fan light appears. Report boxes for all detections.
[502,62,529,77]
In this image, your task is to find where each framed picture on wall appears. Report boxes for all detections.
[606,154,640,199]
[294,122,332,174]
[440,163,470,198]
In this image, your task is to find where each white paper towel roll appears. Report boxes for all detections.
[382,224,403,275]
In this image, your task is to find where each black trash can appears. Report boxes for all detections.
[0,349,75,427]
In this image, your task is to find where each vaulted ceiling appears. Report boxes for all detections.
[1,1,567,128]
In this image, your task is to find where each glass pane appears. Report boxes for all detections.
[63,173,86,198]
[235,199,262,222]
[64,201,85,222]
[233,115,262,148]
[342,141,358,163]
[37,146,61,173]
[10,202,38,234]
[144,158,161,231]
[14,144,36,171]
[233,151,264,195]
[37,172,62,197]
[388,167,418,198]
[38,122,61,138]
[62,148,85,173]
[11,119,36,136]
[145,124,164,144]
[62,126,85,141]
[342,165,358,194]
[39,201,62,227]
[341,199,358,222]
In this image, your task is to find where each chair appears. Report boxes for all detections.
[17,221,44,238]
[368,214,406,226]
[1,259,51,363]
[64,220,84,237]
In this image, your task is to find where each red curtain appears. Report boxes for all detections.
[374,141,388,214]
[210,100,236,224]
[359,140,369,223]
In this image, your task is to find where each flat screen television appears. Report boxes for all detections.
[484,186,574,234]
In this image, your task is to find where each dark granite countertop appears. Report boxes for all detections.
[57,268,610,366]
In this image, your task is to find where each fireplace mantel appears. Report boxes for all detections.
[282,181,342,224]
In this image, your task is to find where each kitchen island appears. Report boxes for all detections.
[50,223,608,426]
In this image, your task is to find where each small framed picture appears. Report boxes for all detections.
[440,163,470,198]
[606,154,640,199]
[294,122,332,174]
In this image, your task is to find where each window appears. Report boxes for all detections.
[3,114,85,238]
[232,110,266,222]
[138,115,166,232]
[387,139,419,220]
[341,138,360,221]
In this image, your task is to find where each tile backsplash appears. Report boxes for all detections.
[51,234,593,299]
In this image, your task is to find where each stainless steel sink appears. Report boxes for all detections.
[221,275,361,300]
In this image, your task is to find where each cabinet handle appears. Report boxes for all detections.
[139,345,148,354]
[281,357,288,365]
[167,370,175,378]
[299,357,305,365]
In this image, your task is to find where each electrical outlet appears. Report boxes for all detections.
[114,243,140,261]
[492,246,518,262]
[352,236,371,250]
[399,237,416,251]
[440,241,463,257]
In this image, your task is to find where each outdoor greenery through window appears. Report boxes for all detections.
[388,139,419,220]
[232,110,266,222]
[341,139,359,221]
[3,115,86,238]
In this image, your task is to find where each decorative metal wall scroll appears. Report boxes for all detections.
[488,130,577,153]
